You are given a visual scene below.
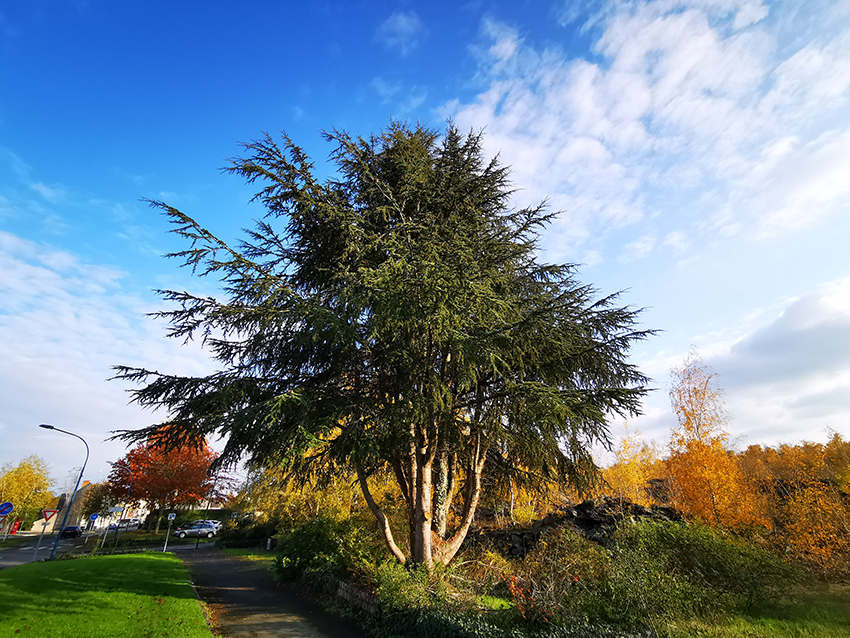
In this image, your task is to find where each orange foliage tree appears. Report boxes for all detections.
[109,439,218,532]
[666,350,765,528]
[739,435,850,574]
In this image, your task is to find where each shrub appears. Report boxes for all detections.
[511,520,797,630]
[615,519,798,610]
[372,561,453,611]
[219,516,280,543]
[272,516,373,582]
[515,524,698,627]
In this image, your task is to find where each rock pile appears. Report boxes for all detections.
[469,496,683,558]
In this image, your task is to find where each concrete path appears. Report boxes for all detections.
[180,546,371,638]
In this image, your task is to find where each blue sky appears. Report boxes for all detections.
[1,0,849,487]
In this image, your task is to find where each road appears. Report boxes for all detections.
[0,530,200,569]
[0,531,85,569]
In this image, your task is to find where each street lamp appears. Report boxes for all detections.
[110,461,134,549]
[39,424,89,560]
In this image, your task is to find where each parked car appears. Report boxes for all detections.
[190,519,222,531]
[108,518,141,531]
[173,523,216,539]
[60,525,83,539]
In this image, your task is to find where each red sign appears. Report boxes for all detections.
[42,509,58,522]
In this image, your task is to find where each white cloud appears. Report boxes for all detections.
[30,182,65,202]
[662,231,689,252]
[0,232,214,481]
[631,278,850,447]
[619,233,657,262]
[441,0,850,262]
[371,77,428,116]
[375,10,427,57]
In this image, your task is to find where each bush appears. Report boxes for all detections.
[514,525,694,627]
[614,519,798,610]
[272,516,373,582]
[511,520,797,630]
[219,516,279,543]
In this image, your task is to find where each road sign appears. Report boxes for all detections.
[167,513,176,521]
[42,509,58,522]
[0,502,13,517]
[108,505,124,513]
[89,513,99,521]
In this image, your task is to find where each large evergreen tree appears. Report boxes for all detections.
[115,122,653,566]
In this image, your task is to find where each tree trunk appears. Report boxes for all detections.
[432,444,451,538]
[354,459,406,564]
[413,455,434,567]
[434,430,488,565]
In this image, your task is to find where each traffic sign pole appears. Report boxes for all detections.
[85,513,98,545]
[0,503,14,541]
[33,509,58,561]
[163,513,176,553]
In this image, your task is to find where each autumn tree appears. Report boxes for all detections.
[79,482,117,519]
[108,440,217,532]
[115,123,653,567]
[666,350,765,528]
[0,456,53,530]
[603,425,660,507]
[740,436,850,574]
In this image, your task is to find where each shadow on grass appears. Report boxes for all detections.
[0,553,197,608]
[0,553,213,637]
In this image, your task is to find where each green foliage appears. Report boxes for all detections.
[372,561,452,611]
[272,516,374,581]
[220,516,280,543]
[614,520,798,611]
[510,520,798,630]
[114,121,654,566]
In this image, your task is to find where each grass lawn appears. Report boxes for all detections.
[664,583,850,637]
[222,547,276,568]
[0,553,214,637]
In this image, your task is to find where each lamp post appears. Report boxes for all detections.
[110,462,134,550]
[39,424,89,560]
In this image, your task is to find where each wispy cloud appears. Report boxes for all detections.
[441,0,850,261]
[375,10,427,57]
[31,182,65,202]
[0,231,213,478]
[371,77,428,116]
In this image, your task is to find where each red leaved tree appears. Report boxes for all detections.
[109,439,217,532]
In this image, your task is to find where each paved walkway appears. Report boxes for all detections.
[180,547,371,638]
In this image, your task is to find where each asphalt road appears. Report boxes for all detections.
[0,531,88,569]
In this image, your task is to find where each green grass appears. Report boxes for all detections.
[0,552,214,637]
[477,594,513,610]
[222,547,276,568]
[663,583,850,637]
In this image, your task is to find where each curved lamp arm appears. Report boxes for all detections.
[39,424,89,560]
